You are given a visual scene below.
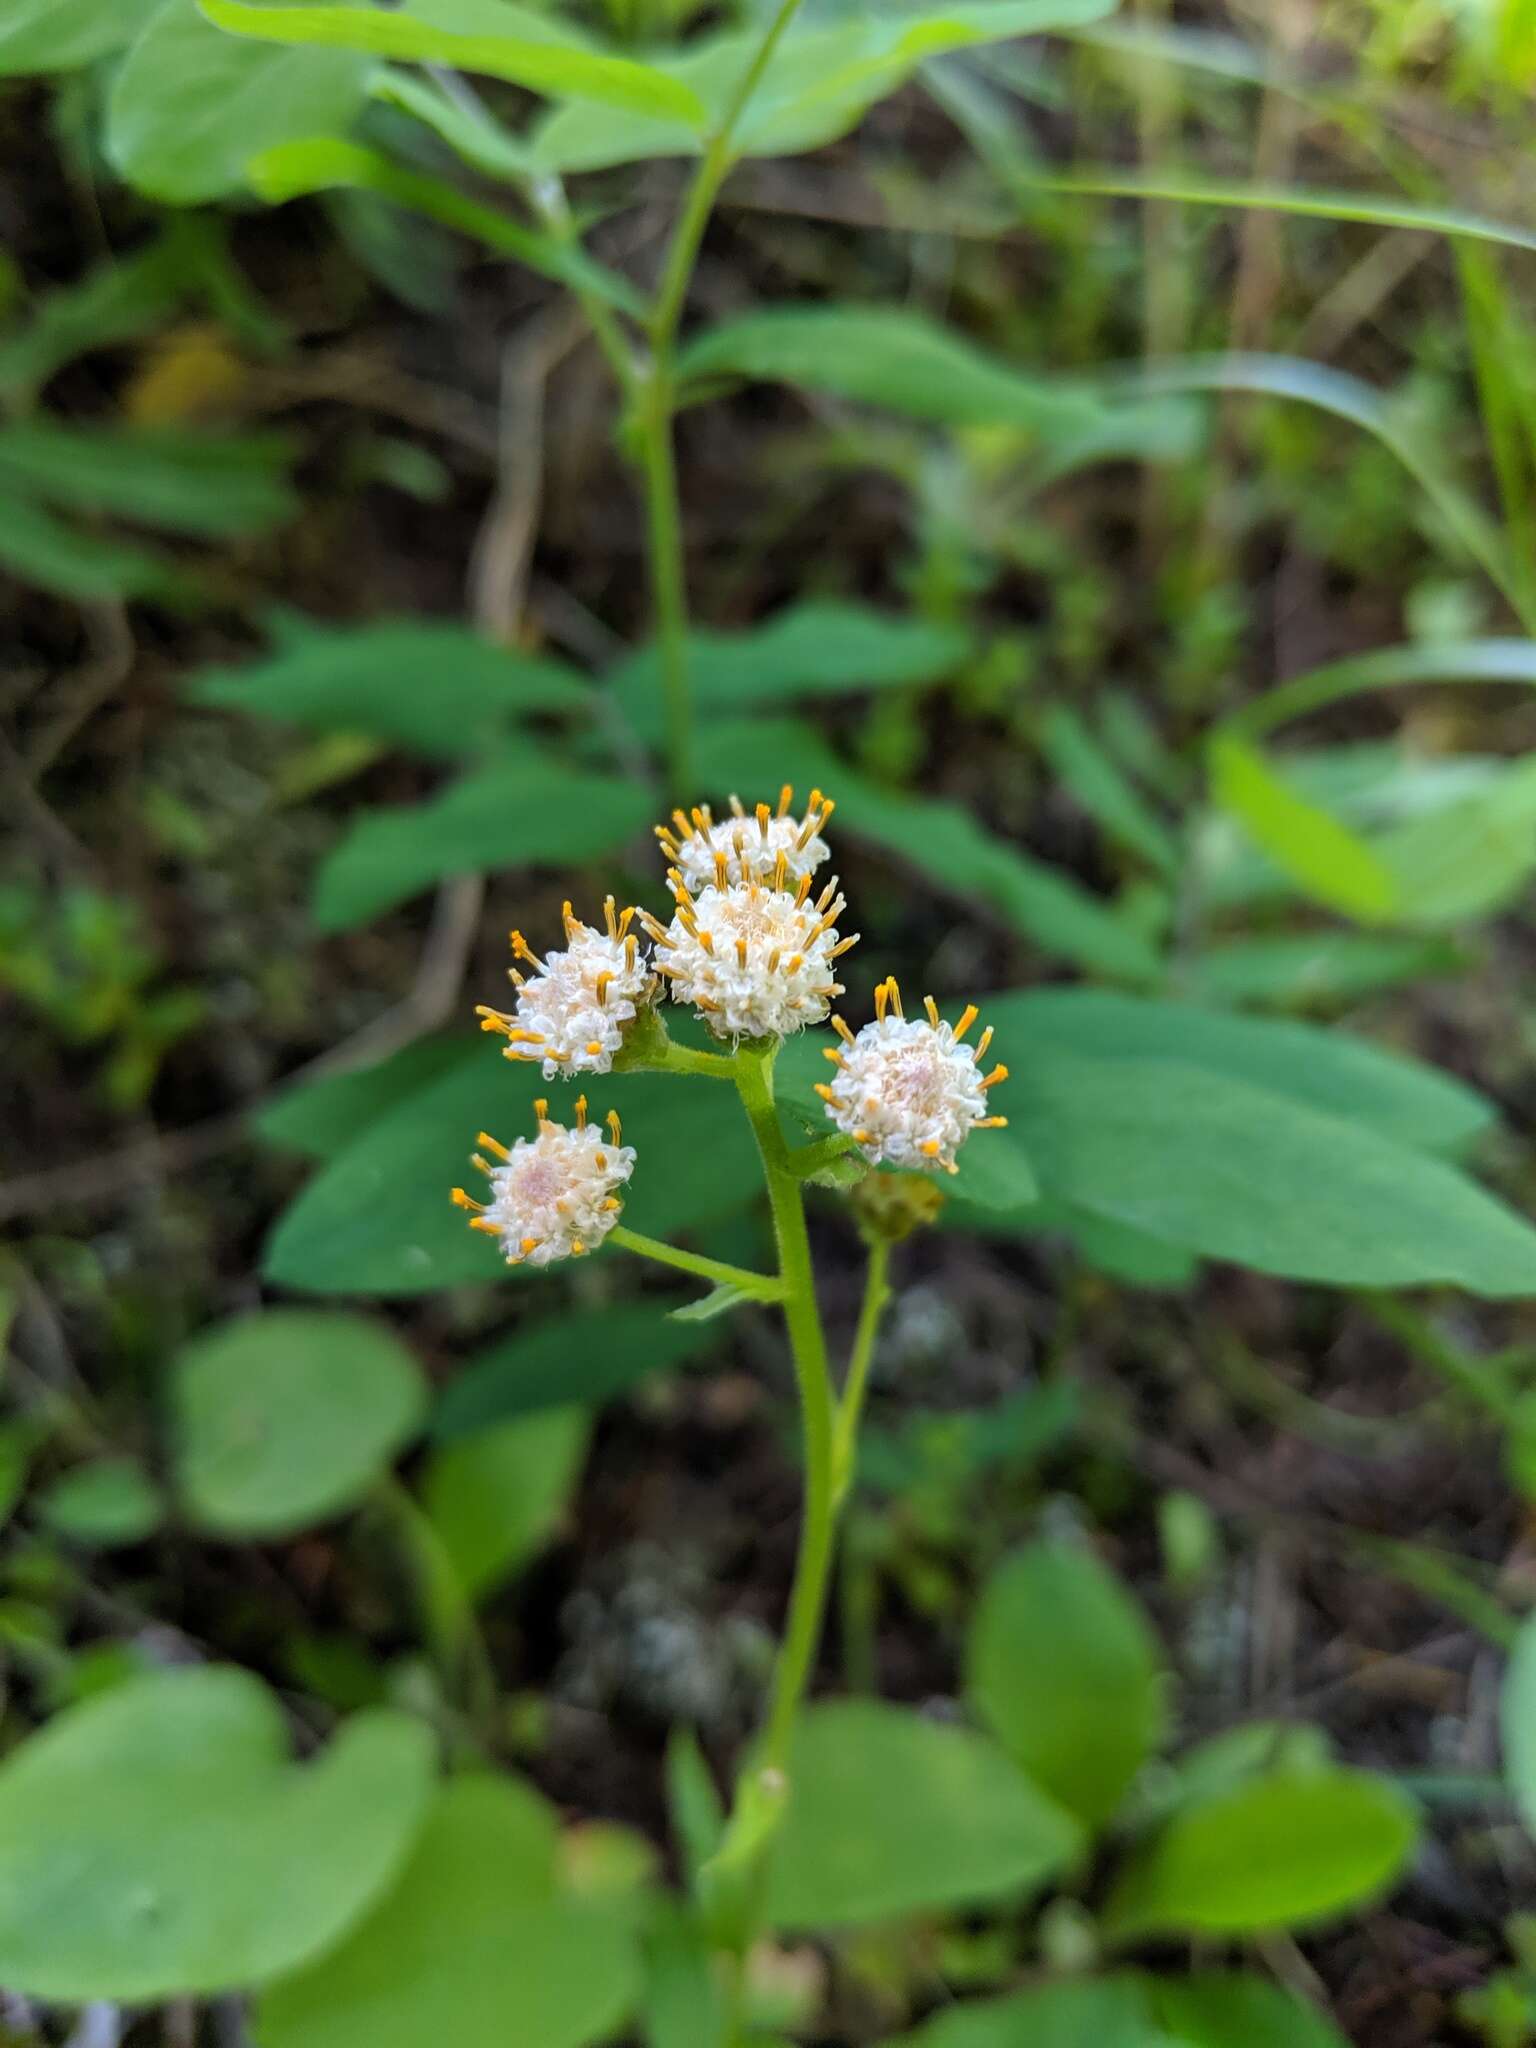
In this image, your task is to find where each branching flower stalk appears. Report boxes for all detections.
[450,787,1007,2015]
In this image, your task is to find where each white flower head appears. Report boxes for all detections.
[452,1096,635,1267]
[643,865,856,1041]
[477,897,650,1082]
[657,786,834,895]
[818,979,1008,1174]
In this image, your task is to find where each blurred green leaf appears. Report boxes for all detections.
[899,1974,1153,2046]
[435,1304,719,1437]
[1209,733,1399,922]
[263,1057,761,1296]
[109,0,374,205]
[172,1309,427,1536]
[533,0,1114,171]
[967,1540,1167,1828]
[258,1036,482,1157]
[0,497,169,599]
[700,720,1161,983]
[1103,1766,1419,1939]
[37,1459,164,1549]
[679,305,1105,433]
[0,421,296,538]
[248,138,643,311]
[1040,706,1179,873]
[609,602,970,741]
[0,1667,433,2000]
[1503,1613,1536,1838]
[197,0,708,119]
[989,988,1492,1154]
[0,0,162,73]
[191,617,590,757]
[1187,932,1464,1010]
[312,757,651,930]
[1233,638,1536,740]
[421,1407,589,1600]
[767,1701,1083,1929]
[1371,757,1536,925]
[1149,1969,1350,2047]
[257,1775,640,2048]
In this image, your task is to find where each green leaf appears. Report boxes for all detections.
[1103,1766,1419,1939]
[109,0,374,205]
[190,617,590,757]
[435,1304,720,1436]
[1148,1970,1350,2048]
[421,1407,589,1600]
[1187,932,1465,1010]
[669,1281,756,1321]
[679,305,1106,434]
[247,138,643,313]
[989,988,1492,1154]
[0,0,162,73]
[36,1459,163,1548]
[1371,756,1536,926]
[766,1701,1083,1929]
[257,1035,482,1157]
[171,1309,427,1536]
[263,1056,761,1296]
[967,1540,1167,1828]
[1502,1612,1536,1837]
[1232,636,1536,740]
[256,1774,640,2048]
[1041,706,1179,874]
[532,0,1114,172]
[196,0,707,121]
[608,602,970,742]
[0,1666,433,2001]
[311,757,652,929]
[0,420,297,538]
[0,496,167,599]
[898,1975,1153,2047]
[1209,733,1398,922]
[1005,1051,1536,1293]
[699,720,1161,983]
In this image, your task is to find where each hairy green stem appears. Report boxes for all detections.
[731,1041,838,1785]
[832,1238,892,1506]
[610,1223,782,1300]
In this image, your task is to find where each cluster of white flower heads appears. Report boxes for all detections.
[453,782,1009,1267]
[477,897,649,1082]
[452,1098,634,1267]
[658,788,834,893]
[818,977,1008,1174]
[644,862,854,1041]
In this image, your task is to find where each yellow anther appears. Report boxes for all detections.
[606,1110,622,1145]
[981,1065,1008,1090]
[924,995,940,1027]
[953,1005,979,1042]
[478,1132,511,1161]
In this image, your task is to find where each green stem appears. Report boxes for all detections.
[610,1223,782,1300]
[731,1040,838,1785]
[1362,1291,1519,1425]
[832,1238,891,1507]
[636,0,810,803]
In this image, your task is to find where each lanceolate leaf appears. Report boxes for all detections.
[1502,1613,1536,1838]
[0,420,297,538]
[1209,732,1399,923]
[1231,636,1536,740]
[310,757,652,930]
[196,0,708,121]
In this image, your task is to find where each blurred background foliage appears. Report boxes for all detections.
[7,0,1536,2042]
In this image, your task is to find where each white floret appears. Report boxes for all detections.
[821,987,1005,1173]
[480,901,650,1081]
[455,1106,635,1267]
[651,874,854,1040]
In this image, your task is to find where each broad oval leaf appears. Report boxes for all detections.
[262,1054,761,1296]
[109,0,374,204]
[421,1408,590,1600]
[172,1309,427,1536]
[766,1701,1083,1929]
[434,1303,720,1437]
[191,618,590,758]
[196,0,707,121]
[1149,1970,1351,2048]
[0,1667,433,2001]
[900,1974,1153,2047]
[967,1540,1167,1828]
[37,1459,164,1549]
[256,1775,640,2048]
[0,0,162,73]
[1103,1766,1419,1939]
[311,758,652,929]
